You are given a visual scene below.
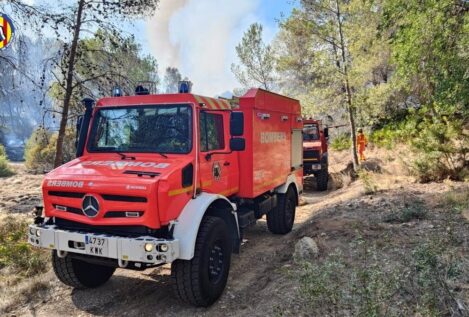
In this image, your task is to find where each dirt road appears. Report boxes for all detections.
[2,157,467,316]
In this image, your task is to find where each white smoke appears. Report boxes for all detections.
[146,0,263,96]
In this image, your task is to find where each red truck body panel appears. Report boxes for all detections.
[237,89,302,198]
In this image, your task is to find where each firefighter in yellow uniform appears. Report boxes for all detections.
[356,128,368,161]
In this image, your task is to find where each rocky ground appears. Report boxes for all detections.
[0,150,468,316]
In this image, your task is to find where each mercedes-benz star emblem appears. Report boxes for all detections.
[82,195,100,218]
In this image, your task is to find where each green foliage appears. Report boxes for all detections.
[442,189,469,214]
[383,203,427,223]
[24,127,75,172]
[299,238,403,316]
[0,144,14,177]
[0,217,48,276]
[357,170,378,194]
[231,23,277,91]
[372,106,468,182]
[330,133,351,151]
[298,235,464,316]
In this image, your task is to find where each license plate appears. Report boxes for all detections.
[85,236,108,257]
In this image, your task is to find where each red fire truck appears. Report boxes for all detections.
[303,119,329,191]
[28,87,303,307]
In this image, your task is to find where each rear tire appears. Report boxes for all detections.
[316,168,328,191]
[52,251,115,289]
[171,216,232,307]
[267,187,296,234]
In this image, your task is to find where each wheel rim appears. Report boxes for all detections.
[208,241,225,284]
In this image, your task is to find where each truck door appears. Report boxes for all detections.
[198,110,238,196]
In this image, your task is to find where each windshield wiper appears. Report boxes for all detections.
[116,151,136,160]
[156,152,168,158]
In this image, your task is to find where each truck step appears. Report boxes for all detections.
[237,209,256,229]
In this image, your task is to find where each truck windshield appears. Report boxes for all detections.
[87,105,192,154]
[303,124,320,141]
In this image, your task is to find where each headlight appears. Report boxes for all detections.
[159,244,168,252]
[35,229,41,237]
[144,243,153,252]
[29,227,35,235]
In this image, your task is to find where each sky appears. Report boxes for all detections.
[141,0,297,96]
[15,0,297,97]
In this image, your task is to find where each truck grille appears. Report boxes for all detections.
[304,150,320,160]
[101,195,147,203]
[49,191,85,198]
[104,211,144,218]
[48,191,147,203]
[53,204,83,215]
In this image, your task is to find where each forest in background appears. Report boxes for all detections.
[0,0,468,181]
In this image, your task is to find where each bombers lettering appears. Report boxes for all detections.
[81,161,170,168]
[260,132,287,144]
[48,180,84,188]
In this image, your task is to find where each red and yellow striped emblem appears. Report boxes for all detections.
[194,95,232,110]
[0,14,15,50]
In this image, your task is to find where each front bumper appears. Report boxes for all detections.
[28,224,179,265]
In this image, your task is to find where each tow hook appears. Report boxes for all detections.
[118,258,129,268]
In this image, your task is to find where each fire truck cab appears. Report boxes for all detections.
[28,87,303,307]
[303,119,329,191]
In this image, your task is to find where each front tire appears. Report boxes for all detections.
[171,216,232,307]
[316,167,329,191]
[267,187,297,234]
[52,251,115,289]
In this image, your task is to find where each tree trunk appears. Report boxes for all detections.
[53,0,85,168]
[336,0,359,170]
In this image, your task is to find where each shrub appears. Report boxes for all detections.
[24,127,75,172]
[443,189,469,214]
[330,133,351,151]
[297,236,465,316]
[372,107,469,182]
[0,144,14,177]
[383,202,427,223]
[357,169,378,194]
[0,217,49,276]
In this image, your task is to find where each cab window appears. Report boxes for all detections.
[303,124,320,141]
[200,112,225,152]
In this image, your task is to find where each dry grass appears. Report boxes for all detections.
[0,271,54,314]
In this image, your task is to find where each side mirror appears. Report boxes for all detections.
[230,112,244,136]
[230,138,245,151]
[324,127,329,138]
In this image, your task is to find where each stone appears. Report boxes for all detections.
[293,237,319,262]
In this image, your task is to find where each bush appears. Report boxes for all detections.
[330,133,351,151]
[383,202,427,223]
[443,189,469,214]
[371,107,469,182]
[24,127,75,172]
[297,236,465,316]
[0,217,49,276]
[357,169,378,194]
[0,144,14,177]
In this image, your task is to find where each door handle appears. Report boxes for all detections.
[223,161,230,166]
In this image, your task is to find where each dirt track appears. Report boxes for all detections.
[2,154,468,316]
[12,183,359,317]
[0,160,364,316]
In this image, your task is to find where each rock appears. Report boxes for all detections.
[293,237,319,262]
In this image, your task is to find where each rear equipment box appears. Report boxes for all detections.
[237,89,303,198]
